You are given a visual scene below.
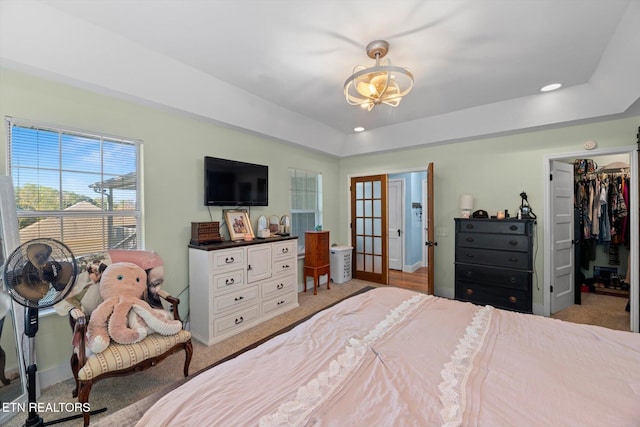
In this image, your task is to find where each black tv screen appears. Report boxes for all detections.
[204,156,268,206]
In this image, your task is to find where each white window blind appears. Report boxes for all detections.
[6,117,142,256]
[289,168,322,253]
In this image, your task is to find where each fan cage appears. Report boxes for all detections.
[4,238,77,308]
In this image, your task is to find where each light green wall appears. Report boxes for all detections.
[338,116,639,301]
[0,68,340,379]
[1,67,639,382]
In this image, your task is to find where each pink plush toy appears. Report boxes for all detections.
[86,262,182,354]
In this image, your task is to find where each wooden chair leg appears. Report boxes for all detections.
[70,353,80,397]
[0,346,9,385]
[183,340,193,377]
[78,381,93,427]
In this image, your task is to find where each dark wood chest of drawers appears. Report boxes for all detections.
[454,218,535,313]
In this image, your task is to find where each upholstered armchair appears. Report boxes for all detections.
[67,250,192,427]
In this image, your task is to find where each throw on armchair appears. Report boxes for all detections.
[68,250,192,427]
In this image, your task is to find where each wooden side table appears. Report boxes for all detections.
[304,231,330,295]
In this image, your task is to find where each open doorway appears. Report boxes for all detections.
[544,147,638,332]
[386,169,431,292]
[349,165,434,294]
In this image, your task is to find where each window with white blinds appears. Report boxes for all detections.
[5,118,142,256]
[289,168,322,254]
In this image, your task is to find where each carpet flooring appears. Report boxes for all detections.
[3,279,378,427]
[551,292,631,331]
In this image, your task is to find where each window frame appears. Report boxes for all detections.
[289,167,323,255]
[5,116,144,257]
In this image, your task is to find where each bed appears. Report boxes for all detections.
[136,287,640,426]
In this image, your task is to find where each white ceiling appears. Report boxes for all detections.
[1,0,639,157]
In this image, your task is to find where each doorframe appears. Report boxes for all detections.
[543,145,638,333]
[346,166,429,282]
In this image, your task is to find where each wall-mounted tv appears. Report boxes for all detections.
[204,156,268,206]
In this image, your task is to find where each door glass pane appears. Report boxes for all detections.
[364,181,372,198]
[365,236,372,254]
[356,182,363,199]
[356,200,363,216]
[373,199,381,217]
[373,180,381,198]
[374,218,382,236]
[365,254,373,272]
[357,253,364,271]
[374,237,382,255]
[364,200,372,217]
[374,255,382,273]
[356,236,364,252]
[356,218,364,234]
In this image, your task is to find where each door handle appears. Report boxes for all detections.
[397,229,401,237]
[425,241,438,247]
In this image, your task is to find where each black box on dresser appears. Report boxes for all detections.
[454,218,535,313]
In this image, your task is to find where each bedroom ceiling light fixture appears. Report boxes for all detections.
[344,40,414,111]
[540,83,562,92]
[354,126,365,132]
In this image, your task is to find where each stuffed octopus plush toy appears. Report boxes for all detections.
[87,262,182,354]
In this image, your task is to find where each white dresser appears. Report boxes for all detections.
[188,237,299,346]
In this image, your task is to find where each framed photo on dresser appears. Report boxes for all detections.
[224,209,254,241]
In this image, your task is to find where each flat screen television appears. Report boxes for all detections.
[204,156,268,206]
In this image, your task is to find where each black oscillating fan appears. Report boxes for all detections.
[3,238,77,427]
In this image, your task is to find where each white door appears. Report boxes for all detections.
[388,179,403,271]
[551,161,575,313]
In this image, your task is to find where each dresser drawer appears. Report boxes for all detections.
[456,247,531,270]
[273,240,296,260]
[212,269,246,294]
[457,219,528,235]
[455,281,531,313]
[455,264,530,290]
[262,291,297,316]
[273,257,296,277]
[213,304,259,336]
[261,275,296,299]
[212,286,258,314]
[456,232,530,252]
[210,248,245,270]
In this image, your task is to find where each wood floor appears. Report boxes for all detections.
[388,267,429,292]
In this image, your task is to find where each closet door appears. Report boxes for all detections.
[550,161,575,314]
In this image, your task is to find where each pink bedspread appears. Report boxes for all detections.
[137,287,640,426]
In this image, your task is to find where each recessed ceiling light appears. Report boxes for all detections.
[540,83,562,92]
[354,126,365,132]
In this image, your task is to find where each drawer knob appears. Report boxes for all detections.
[466,253,475,258]
[509,240,518,246]
[466,237,474,243]
[465,271,473,278]
[277,283,284,290]
[508,296,518,303]
[509,277,517,284]
[466,223,474,229]
[465,288,474,295]
[282,248,289,253]
[235,316,244,325]
[234,296,244,302]
[510,225,518,231]
[509,257,518,263]
[277,300,285,305]
[225,257,235,264]
[225,278,235,285]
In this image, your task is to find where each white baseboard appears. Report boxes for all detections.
[38,361,72,390]
[403,262,422,273]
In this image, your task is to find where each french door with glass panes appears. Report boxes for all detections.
[350,175,388,284]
